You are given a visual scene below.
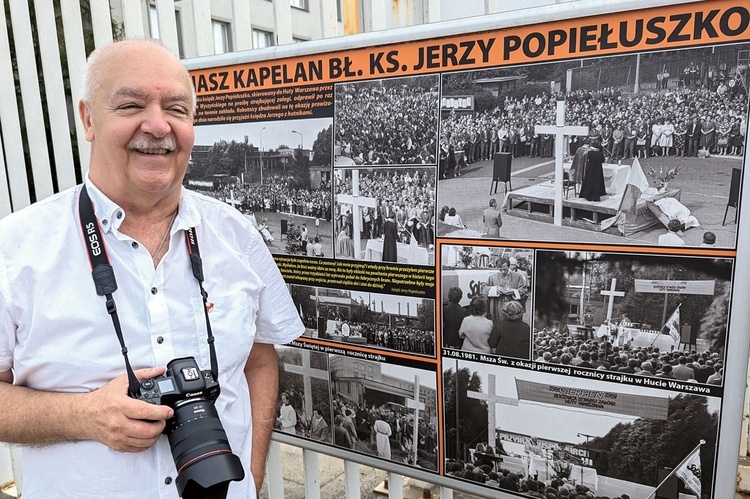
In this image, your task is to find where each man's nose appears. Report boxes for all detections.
[140,106,171,137]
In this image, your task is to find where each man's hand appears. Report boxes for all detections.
[0,367,172,452]
[83,367,174,453]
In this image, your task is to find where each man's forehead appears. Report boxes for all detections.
[109,85,192,104]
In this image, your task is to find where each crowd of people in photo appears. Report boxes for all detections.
[334,169,437,248]
[445,457,633,499]
[331,319,435,355]
[442,256,532,359]
[533,328,724,385]
[335,81,439,165]
[201,176,333,221]
[331,396,438,466]
[439,67,748,179]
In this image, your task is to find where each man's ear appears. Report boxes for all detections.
[78,100,95,142]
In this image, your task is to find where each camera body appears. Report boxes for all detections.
[135,356,220,407]
[132,357,244,498]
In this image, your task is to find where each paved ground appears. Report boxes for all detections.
[258,443,485,499]
[437,152,742,248]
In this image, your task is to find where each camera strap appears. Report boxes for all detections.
[78,185,219,396]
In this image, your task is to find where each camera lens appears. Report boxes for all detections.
[166,398,245,498]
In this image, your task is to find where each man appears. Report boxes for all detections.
[578,140,607,202]
[480,257,528,325]
[687,115,701,157]
[0,40,303,498]
[658,219,686,246]
[442,287,468,349]
[277,392,298,434]
[482,198,503,238]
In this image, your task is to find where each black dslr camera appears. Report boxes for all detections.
[135,357,244,499]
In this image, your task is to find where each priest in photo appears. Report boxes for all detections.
[579,140,607,202]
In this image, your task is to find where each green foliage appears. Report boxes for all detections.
[443,367,489,460]
[584,394,717,494]
[284,221,303,254]
[417,299,434,331]
[699,281,730,355]
[312,125,332,167]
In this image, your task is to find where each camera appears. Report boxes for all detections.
[135,357,245,499]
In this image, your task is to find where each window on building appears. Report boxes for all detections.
[212,20,232,54]
[175,10,184,58]
[253,29,274,48]
[293,37,308,44]
[291,0,308,10]
[337,0,342,22]
[148,5,160,38]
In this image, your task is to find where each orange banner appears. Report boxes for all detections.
[190,0,750,94]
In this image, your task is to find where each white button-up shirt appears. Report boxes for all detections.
[0,179,304,498]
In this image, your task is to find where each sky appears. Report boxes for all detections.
[193,117,332,151]
[445,359,721,445]
[350,291,428,317]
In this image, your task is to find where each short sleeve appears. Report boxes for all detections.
[245,232,304,345]
[0,255,15,373]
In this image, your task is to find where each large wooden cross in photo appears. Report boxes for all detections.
[336,170,377,259]
[468,373,518,448]
[283,350,329,423]
[535,101,589,226]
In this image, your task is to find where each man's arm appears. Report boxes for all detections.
[0,368,172,452]
[244,343,279,492]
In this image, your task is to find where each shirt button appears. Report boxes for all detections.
[102,219,108,225]
[156,336,164,344]
[165,477,173,485]
[151,287,158,295]
[131,242,139,249]
[116,211,123,219]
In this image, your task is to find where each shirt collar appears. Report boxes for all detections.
[84,175,202,234]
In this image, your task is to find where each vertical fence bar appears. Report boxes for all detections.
[88,0,113,47]
[302,449,321,499]
[343,460,360,499]
[266,440,284,499]
[33,0,77,192]
[59,0,90,174]
[121,0,147,39]
[8,0,54,201]
[387,472,403,499]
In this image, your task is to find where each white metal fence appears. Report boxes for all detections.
[0,1,519,497]
[2,0,750,497]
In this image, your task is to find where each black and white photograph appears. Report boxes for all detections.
[289,284,436,357]
[330,355,439,471]
[190,118,334,256]
[333,167,436,265]
[441,245,533,359]
[276,346,333,444]
[443,360,719,498]
[532,250,731,385]
[333,75,440,166]
[437,43,749,248]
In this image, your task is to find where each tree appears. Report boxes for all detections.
[312,125,332,167]
[443,366,488,461]
[584,394,717,495]
[699,280,730,355]
[417,299,434,331]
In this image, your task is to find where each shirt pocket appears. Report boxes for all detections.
[195,293,256,372]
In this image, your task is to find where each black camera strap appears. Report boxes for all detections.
[184,227,219,382]
[78,185,219,396]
